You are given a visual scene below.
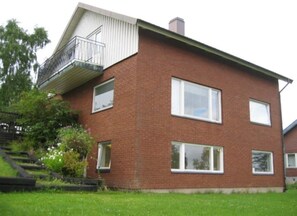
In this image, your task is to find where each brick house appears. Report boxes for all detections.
[284,120,297,184]
[37,3,293,193]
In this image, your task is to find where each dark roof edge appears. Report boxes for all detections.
[137,19,293,84]
[284,119,297,135]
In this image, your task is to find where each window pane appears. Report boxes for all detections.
[213,147,221,171]
[288,154,296,167]
[184,82,209,119]
[99,143,111,168]
[250,100,271,125]
[171,143,180,169]
[94,80,114,111]
[171,79,180,115]
[212,90,220,121]
[185,145,210,170]
[252,151,272,172]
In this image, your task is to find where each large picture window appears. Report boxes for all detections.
[171,141,224,173]
[252,150,274,174]
[172,78,221,123]
[286,153,297,168]
[93,79,114,112]
[249,99,271,126]
[97,141,111,170]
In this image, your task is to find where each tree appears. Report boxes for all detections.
[0,19,50,108]
[13,88,78,149]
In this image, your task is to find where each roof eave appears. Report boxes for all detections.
[284,119,297,135]
[137,19,293,84]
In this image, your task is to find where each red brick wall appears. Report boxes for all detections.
[63,55,140,188]
[284,127,297,177]
[63,29,284,190]
[132,29,284,189]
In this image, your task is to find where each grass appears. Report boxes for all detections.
[0,156,17,177]
[0,190,296,215]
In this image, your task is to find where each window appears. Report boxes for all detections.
[252,150,274,174]
[171,141,224,173]
[286,153,297,168]
[249,99,271,126]
[93,79,114,112]
[97,141,111,170]
[171,78,221,123]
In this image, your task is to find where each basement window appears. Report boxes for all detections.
[171,78,222,123]
[171,141,224,173]
[93,79,114,113]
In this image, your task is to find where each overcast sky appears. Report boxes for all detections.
[1,0,296,128]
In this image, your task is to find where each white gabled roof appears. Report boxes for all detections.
[55,2,137,51]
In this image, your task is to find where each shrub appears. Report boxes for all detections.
[12,88,78,150]
[58,126,94,158]
[62,151,87,177]
[41,145,64,173]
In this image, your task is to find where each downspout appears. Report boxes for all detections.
[279,79,292,191]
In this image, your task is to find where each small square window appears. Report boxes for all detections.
[97,142,111,170]
[252,150,274,174]
[93,79,114,113]
[286,153,297,168]
[249,99,271,126]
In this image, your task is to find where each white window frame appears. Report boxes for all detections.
[171,141,224,174]
[285,153,297,168]
[171,78,222,123]
[252,150,274,175]
[249,99,271,126]
[97,141,111,170]
[92,79,114,113]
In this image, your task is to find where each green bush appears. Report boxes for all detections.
[58,126,94,158]
[41,145,64,173]
[62,151,87,177]
[12,88,78,150]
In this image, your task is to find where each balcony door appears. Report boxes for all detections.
[87,26,102,65]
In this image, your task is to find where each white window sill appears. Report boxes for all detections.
[252,171,274,175]
[171,169,224,174]
[250,121,271,127]
[171,114,222,124]
[92,105,113,114]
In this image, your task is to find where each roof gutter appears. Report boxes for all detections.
[137,19,293,84]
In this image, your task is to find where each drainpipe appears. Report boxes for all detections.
[279,79,291,191]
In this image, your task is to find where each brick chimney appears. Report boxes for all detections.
[169,17,185,36]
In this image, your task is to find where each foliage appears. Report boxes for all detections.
[41,145,64,173]
[287,182,297,190]
[0,19,50,107]
[9,138,35,152]
[62,151,87,177]
[58,126,94,158]
[1,190,297,215]
[12,88,78,149]
[39,125,94,177]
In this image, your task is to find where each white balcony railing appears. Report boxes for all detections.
[37,36,105,86]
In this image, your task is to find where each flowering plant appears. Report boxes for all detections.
[41,144,64,173]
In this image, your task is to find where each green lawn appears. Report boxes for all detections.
[0,190,297,215]
[0,156,17,177]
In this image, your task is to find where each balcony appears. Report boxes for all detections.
[37,36,105,94]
